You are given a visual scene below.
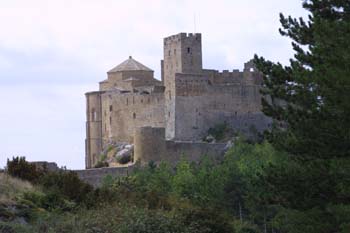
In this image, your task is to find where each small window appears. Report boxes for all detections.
[109,116,112,124]
[187,47,191,53]
[168,112,170,117]
[168,50,171,56]
[109,105,113,112]
[91,108,97,121]
[174,49,176,55]
[141,99,143,103]
[126,98,128,105]
[133,113,136,119]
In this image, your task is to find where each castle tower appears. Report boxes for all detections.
[85,91,103,168]
[163,33,203,139]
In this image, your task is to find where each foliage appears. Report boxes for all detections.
[253,0,350,232]
[0,173,34,205]
[207,122,229,141]
[254,0,350,160]
[39,171,93,204]
[94,161,109,168]
[6,157,43,183]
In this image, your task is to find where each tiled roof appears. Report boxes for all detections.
[108,56,153,72]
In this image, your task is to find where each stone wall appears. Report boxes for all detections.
[172,71,270,141]
[101,91,165,144]
[134,127,227,166]
[75,165,135,187]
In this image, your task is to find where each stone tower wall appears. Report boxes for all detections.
[85,91,104,168]
[101,92,165,144]
[163,33,202,139]
[134,127,166,165]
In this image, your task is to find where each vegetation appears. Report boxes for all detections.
[253,0,350,232]
[1,0,349,232]
[94,160,109,168]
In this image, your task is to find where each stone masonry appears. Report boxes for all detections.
[85,32,271,168]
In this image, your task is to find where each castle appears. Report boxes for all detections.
[85,33,270,169]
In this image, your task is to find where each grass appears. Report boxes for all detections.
[0,173,34,205]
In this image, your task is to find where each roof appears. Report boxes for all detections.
[108,56,153,73]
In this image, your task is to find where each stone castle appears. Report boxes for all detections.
[85,33,270,169]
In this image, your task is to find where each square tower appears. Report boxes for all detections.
[163,33,203,139]
[163,33,202,89]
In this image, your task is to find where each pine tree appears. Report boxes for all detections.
[254,1,350,232]
[254,0,350,160]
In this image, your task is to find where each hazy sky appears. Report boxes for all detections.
[0,0,307,169]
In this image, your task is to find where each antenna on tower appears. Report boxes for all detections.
[193,13,197,33]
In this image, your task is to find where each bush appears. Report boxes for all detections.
[94,161,109,168]
[6,157,44,183]
[207,123,229,141]
[39,171,93,204]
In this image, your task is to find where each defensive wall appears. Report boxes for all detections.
[134,126,227,166]
[78,126,227,187]
[75,166,135,187]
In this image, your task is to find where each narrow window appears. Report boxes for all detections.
[168,112,170,117]
[109,116,112,125]
[174,49,176,55]
[148,98,150,103]
[187,47,191,53]
[168,50,171,56]
[133,113,136,119]
[109,105,113,112]
[141,99,143,103]
[126,98,128,105]
[91,108,96,121]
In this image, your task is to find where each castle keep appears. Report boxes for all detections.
[85,33,270,169]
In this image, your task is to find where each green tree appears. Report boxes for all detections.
[254,1,350,232]
[254,0,350,159]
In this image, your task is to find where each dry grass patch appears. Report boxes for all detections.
[0,173,34,205]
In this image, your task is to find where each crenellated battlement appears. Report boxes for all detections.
[164,33,201,44]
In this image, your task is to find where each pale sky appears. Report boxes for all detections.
[0,0,307,169]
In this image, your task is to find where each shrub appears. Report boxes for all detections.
[94,161,109,168]
[39,171,93,204]
[208,123,229,141]
[6,157,43,183]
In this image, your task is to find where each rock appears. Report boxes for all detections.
[124,144,133,150]
[204,135,216,143]
[116,145,134,164]
[224,140,234,151]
